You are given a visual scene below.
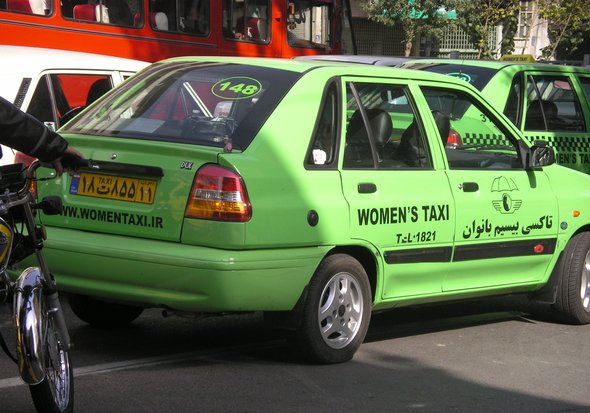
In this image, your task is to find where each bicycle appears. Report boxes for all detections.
[0,160,73,413]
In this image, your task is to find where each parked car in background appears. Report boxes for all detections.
[22,56,590,364]
[399,59,590,175]
[0,45,149,165]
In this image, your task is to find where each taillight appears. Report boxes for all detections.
[446,129,462,147]
[185,164,252,222]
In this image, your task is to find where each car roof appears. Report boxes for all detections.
[157,55,472,87]
[403,58,590,74]
[0,45,150,77]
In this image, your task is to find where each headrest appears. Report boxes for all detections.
[347,108,392,146]
[431,110,450,146]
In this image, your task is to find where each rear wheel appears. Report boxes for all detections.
[294,254,371,364]
[553,232,590,324]
[68,294,143,328]
[29,310,74,413]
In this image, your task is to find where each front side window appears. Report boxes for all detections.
[524,75,585,132]
[62,62,301,150]
[27,73,113,130]
[344,82,430,169]
[2,0,53,15]
[287,1,332,52]
[223,0,269,42]
[422,87,521,170]
[62,0,140,27]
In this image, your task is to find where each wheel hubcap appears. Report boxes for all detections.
[318,272,364,349]
[581,251,590,312]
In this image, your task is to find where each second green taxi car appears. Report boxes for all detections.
[30,57,590,364]
[399,59,590,174]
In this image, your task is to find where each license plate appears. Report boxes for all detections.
[69,172,157,204]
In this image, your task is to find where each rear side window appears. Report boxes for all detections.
[343,82,431,169]
[63,62,301,150]
[307,82,339,167]
[524,75,585,132]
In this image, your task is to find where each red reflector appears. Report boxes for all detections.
[533,244,544,254]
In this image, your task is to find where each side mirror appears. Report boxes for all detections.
[518,139,555,170]
[531,140,555,168]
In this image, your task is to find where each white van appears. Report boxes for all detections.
[0,45,149,164]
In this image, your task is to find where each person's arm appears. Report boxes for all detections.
[0,96,68,162]
[0,96,82,174]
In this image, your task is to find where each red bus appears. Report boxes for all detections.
[0,0,357,61]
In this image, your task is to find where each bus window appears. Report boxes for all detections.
[151,0,209,35]
[287,1,332,52]
[2,0,52,15]
[62,0,140,27]
[223,0,269,42]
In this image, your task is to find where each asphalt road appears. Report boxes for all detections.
[1,294,589,413]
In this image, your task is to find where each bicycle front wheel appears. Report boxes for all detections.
[29,310,74,413]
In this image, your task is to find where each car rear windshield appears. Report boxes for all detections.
[401,62,498,91]
[62,61,302,150]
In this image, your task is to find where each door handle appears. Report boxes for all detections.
[459,182,479,192]
[358,183,377,193]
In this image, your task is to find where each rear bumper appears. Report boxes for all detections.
[35,227,329,312]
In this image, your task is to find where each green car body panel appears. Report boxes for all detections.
[21,57,590,318]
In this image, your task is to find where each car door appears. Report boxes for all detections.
[338,77,455,300]
[420,85,559,291]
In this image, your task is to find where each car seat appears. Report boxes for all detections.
[86,78,112,106]
[73,4,96,21]
[432,110,450,146]
[344,108,393,167]
[7,0,32,13]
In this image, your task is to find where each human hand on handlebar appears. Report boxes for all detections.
[51,146,84,176]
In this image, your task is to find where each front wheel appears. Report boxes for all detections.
[29,311,74,413]
[553,232,590,324]
[294,254,372,364]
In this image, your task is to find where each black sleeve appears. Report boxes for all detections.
[0,96,68,162]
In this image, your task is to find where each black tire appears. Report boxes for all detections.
[294,254,372,364]
[29,312,74,413]
[68,294,143,328]
[553,232,590,324]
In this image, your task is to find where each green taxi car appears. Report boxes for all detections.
[29,57,590,364]
[399,59,590,174]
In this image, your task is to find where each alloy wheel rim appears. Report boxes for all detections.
[581,251,590,312]
[318,272,363,349]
